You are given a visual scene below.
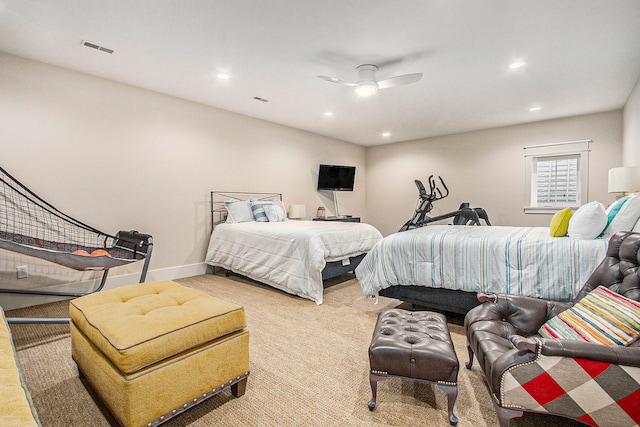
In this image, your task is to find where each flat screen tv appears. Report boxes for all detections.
[317,164,356,191]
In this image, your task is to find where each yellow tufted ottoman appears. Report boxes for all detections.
[69,280,249,427]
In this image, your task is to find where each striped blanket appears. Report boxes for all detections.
[356,225,608,301]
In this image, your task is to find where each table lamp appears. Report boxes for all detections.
[289,204,307,220]
[608,166,640,197]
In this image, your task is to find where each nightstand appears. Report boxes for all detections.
[312,216,360,223]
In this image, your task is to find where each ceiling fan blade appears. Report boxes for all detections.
[377,73,423,89]
[317,75,357,87]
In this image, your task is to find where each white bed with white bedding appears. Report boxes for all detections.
[356,225,609,304]
[206,220,382,304]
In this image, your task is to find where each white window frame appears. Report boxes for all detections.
[524,140,591,214]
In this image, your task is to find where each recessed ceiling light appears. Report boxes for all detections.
[509,61,526,69]
[529,105,542,112]
[381,132,391,137]
[324,111,334,116]
[216,73,231,79]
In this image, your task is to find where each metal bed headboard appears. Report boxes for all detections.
[210,191,283,230]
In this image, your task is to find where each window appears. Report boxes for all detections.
[535,156,578,206]
[524,140,590,214]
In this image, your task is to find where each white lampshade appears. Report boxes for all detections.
[608,167,640,195]
[289,204,307,219]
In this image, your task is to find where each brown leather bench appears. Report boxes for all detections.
[368,308,459,426]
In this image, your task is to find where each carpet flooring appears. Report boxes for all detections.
[7,273,584,426]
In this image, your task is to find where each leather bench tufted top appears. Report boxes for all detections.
[369,309,459,384]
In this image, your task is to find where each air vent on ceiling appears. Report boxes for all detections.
[82,40,114,54]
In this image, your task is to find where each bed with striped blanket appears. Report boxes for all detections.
[355,225,608,313]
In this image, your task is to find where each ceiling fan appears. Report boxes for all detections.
[317,64,422,97]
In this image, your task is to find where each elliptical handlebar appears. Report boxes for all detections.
[427,175,449,201]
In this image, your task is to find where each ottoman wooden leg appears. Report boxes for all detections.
[231,377,247,397]
[368,374,386,411]
[437,384,459,426]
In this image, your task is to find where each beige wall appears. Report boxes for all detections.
[0,52,633,308]
[366,111,623,236]
[623,76,640,165]
[0,53,366,302]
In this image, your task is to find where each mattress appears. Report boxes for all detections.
[205,220,382,304]
[356,225,608,302]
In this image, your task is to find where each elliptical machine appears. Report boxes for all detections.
[399,175,491,232]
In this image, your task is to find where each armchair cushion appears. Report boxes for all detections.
[538,286,640,346]
[502,353,640,426]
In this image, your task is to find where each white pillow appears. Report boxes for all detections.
[567,201,607,240]
[224,199,254,223]
[602,195,640,237]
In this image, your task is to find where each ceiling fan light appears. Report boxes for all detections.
[355,82,378,97]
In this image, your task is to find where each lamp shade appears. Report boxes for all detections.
[608,167,640,194]
[289,204,306,219]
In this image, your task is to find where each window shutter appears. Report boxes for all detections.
[535,157,578,207]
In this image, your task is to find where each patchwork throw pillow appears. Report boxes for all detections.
[538,285,640,346]
[264,201,287,222]
[549,207,573,237]
[602,195,640,237]
[567,201,607,240]
[224,199,254,223]
[250,201,271,222]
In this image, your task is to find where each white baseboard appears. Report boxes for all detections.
[102,262,208,290]
[0,263,209,311]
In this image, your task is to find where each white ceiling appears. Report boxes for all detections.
[1,1,640,147]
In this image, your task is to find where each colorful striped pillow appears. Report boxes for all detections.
[538,286,640,346]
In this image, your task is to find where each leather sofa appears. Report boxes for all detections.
[464,231,640,427]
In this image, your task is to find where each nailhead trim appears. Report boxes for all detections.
[144,372,250,426]
[499,338,542,408]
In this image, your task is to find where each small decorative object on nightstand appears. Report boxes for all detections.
[316,206,326,219]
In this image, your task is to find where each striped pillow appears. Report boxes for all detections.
[538,286,640,346]
[250,201,270,222]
